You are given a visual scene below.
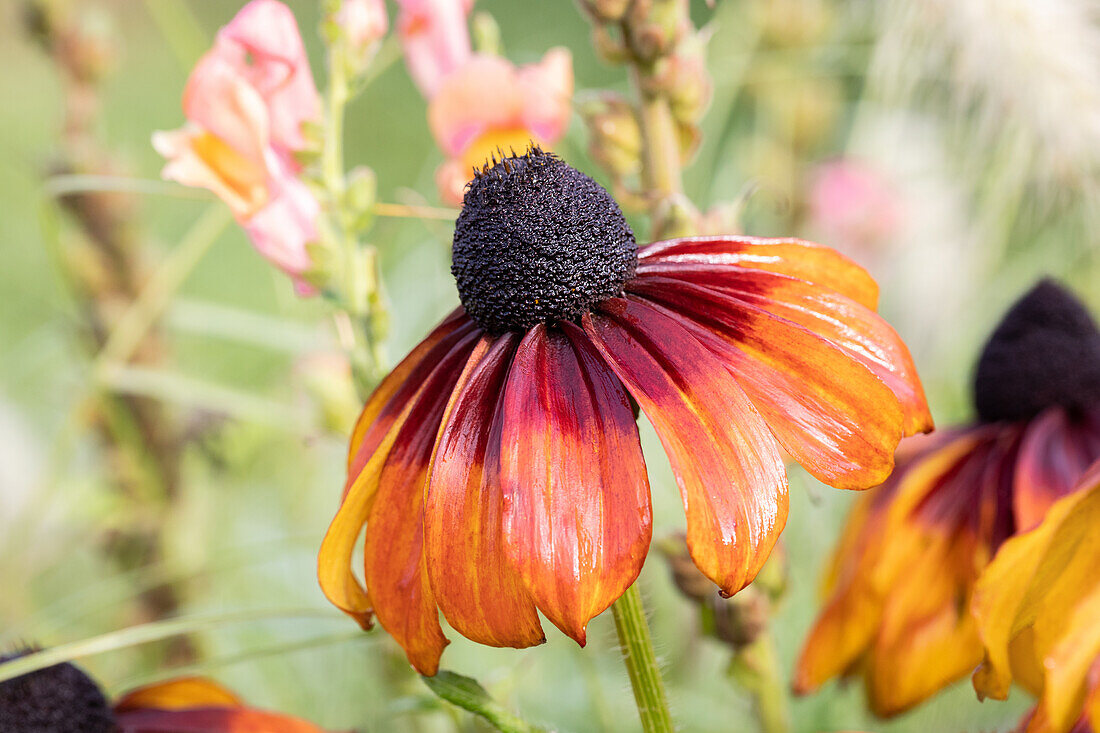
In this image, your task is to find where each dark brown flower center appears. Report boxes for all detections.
[973,279,1100,422]
[451,146,637,334]
[0,650,116,733]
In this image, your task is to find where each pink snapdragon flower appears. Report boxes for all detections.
[340,0,389,51]
[807,159,903,263]
[429,49,574,203]
[396,0,474,97]
[153,0,321,294]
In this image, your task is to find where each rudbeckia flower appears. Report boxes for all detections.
[794,279,1100,716]
[318,147,930,675]
[0,652,326,732]
[153,0,322,294]
[429,50,574,204]
[972,459,1100,733]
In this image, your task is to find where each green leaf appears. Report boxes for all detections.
[421,670,549,733]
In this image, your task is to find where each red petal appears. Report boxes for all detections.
[499,324,653,643]
[424,334,545,648]
[583,298,787,596]
[1014,407,1100,530]
[115,707,326,733]
[637,236,879,310]
[114,677,242,712]
[628,277,904,489]
[319,329,480,630]
[631,265,931,436]
[346,309,477,483]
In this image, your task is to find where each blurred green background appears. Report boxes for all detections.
[2,0,1098,730]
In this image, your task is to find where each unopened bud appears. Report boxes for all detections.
[652,192,698,240]
[752,0,831,47]
[580,0,633,23]
[623,0,689,62]
[471,11,502,56]
[650,34,712,125]
[345,165,378,233]
[581,94,642,182]
[336,0,388,75]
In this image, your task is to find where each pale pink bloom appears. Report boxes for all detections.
[807,159,903,261]
[339,0,389,49]
[396,0,473,97]
[215,0,321,152]
[429,49,574,203]
[153,0,321,294]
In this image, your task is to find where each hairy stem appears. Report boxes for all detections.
[612,584,675,733]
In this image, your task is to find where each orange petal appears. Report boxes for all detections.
[634,266,931,436]
[361,335,487,674]
[346,309,474,476]
[115,707,326,733]
[114,677,242,712]
[637,236,879,310]
[424,334,545,648]
[1014,407,1100,531]
[973,461,1100,704]
[583,298,787,596]
[498,324,653,643]
[628,277,903,489]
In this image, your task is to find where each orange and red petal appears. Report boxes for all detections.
[319,326,481,629]
[637,235,879,310]
[628,277,904,489]
[424,334,545,648]
[1015,406,1100,531]
[115,677,242,712]
[584,297,787,597]
[632,265,930,435]
[346,308,476,477]
[498,324,653,643]
[361,333,486,675]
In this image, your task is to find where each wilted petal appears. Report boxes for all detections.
[637,236,879,310]
[628,276,904,489]
[583,297,787,596]
[424,334,545,647]
[499,324,652,643]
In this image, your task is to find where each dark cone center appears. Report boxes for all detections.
[973,279,1100,422]
[0,650,116,733]
[451,146,637,334]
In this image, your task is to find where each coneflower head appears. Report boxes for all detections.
[0,650,115,733]
[974,279,1100,422]
[451,146,637,334]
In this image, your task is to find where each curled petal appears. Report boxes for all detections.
[319,322,478,630]
[499,324,653,643]
[425,334,545,648]
[359,334,486,673]
[180,53,272,171]
[628,277,903,489]
[583,298,787,596]
[637,236,879,310]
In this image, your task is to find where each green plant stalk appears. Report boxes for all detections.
[611,584,675,733]
[321,5,387,396]
[728,632,789,733]
[631,65,684,201]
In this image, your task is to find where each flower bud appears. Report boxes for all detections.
[345,165,379,233]
[651,192,698,240]
[337,0,388,74]
[579,0,632,23]
[581,93,642,182]
[647,34,712,125]
[623,0,689,63]
[751,0,831,47]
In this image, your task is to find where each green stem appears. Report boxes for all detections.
[611,584,675,733]
[631,65,683,200]
[728,633,789,733]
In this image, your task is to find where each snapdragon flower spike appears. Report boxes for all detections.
[795,279,1100,717]
[318,147,931,675]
